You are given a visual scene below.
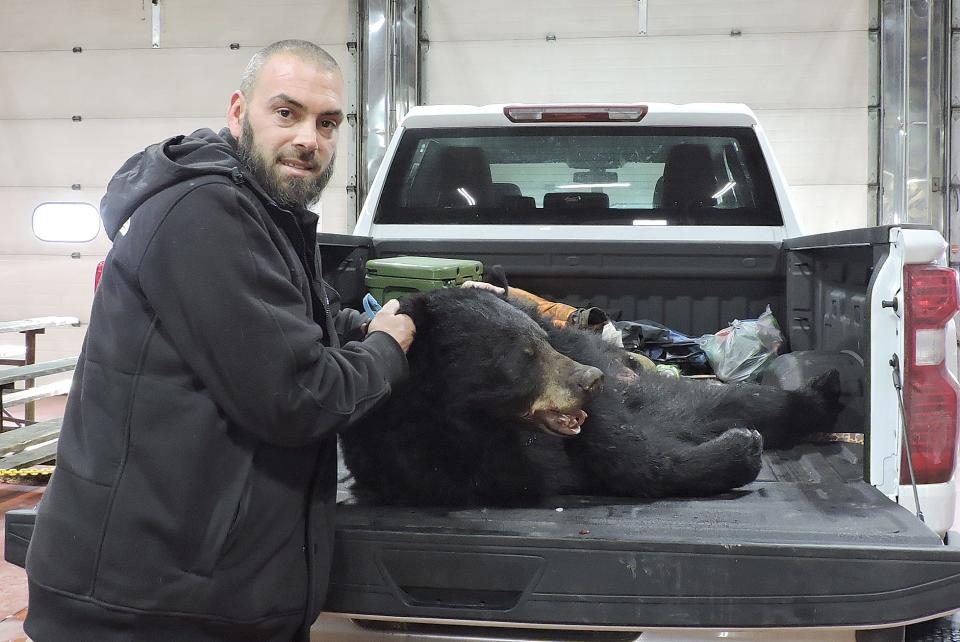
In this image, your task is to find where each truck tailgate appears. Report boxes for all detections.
[7,443,959,628]
[327,442,960,628]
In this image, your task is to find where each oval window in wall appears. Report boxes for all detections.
[32,202,101,243]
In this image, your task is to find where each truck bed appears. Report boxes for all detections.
[302,227,960,629]
[327,441,960,629]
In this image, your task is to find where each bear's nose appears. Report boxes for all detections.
[577,366,604,397]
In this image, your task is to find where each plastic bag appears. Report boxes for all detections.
[698,306,784,383]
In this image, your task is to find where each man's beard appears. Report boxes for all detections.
[237,116,335,210]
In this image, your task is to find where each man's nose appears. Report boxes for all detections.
[291,122,319,154]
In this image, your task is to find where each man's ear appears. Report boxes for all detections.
[227,90,246,139]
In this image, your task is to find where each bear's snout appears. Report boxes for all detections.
[576,366,604,398]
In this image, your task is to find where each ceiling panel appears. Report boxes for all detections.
[160,0,349,48]
[755,108,868,186]
[423,32,868,110]
[423,0,869,42]
[0,118,352,194]
[0,44,351,119]
[0,0,150,52]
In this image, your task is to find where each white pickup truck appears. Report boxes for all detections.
[7,103,960,640]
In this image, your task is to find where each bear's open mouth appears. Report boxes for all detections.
[531,408,588,437]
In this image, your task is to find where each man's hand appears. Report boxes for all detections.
[367,299,416,353]
[461,280,505,296]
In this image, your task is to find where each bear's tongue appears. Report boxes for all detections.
[536,409,587,436]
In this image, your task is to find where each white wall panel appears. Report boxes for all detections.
[1,2,355,365]
[0,181,349,364]
[0,44,351,119]
[0,187,109,255]
[0,177,349,258]
[789,185,870,234]
[0,1,352,52]
[424,0,868,42]
[0,118,352,195]
[423,33,868,110]
[422,1,871,233]
[754,108,869,186]
[0,119,211,187]
[317,188,349,233]
[0,255,103,360]
[643,0,868,36]
[0,256,103,323]
[0,0,150,52]
[161,0,349,48]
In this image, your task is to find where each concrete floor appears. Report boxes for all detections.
[0,396,63,642]
[0,484,43,642]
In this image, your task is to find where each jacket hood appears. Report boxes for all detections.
[100,128,253,240]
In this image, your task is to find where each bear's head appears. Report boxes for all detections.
[397,288,603,436]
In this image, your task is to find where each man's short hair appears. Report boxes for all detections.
[239,40,340,97]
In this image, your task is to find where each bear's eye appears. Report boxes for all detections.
[522,346,536,358]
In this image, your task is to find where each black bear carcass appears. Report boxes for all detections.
[339,287,840,507]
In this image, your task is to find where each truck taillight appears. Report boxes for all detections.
[503,104,648,123]
[94,260,105,291]
[901,264,960,484]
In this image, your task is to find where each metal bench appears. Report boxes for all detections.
[2,380,72,408]
[0,319,80,471]
[0,357,79,388]
[0,357,78,428]
[0,417,62,468]
[0,317,80,424]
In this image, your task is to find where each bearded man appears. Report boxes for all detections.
[25,40,415,642]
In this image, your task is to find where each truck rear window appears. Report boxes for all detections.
[375,126,783,226]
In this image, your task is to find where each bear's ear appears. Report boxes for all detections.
[487,264,510,296]
[397,293,431,331]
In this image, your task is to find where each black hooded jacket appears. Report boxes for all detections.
[25,128,408,641]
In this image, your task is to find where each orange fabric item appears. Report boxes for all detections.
[508,287,575,328]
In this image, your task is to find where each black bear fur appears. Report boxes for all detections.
[340,287,840,507]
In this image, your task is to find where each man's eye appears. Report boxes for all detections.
[277,108,293,119]
[320,119,338,129]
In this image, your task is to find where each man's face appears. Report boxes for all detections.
[228,54,344,209]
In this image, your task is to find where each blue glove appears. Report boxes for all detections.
[362,293,383,318]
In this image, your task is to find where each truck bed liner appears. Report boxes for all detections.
[328,442,960,628]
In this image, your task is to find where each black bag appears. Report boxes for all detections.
[615,320,711,375]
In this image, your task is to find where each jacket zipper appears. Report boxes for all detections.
[231,170,334,635]
[266,202,336,636]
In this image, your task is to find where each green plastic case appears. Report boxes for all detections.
[364,256,484,303]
